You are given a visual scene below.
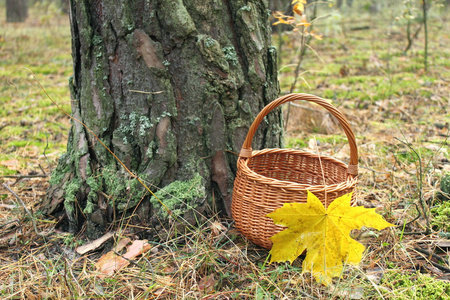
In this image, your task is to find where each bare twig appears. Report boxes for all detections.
[404,22,423,54]
[414,247,450,273]
[394,137,430,234]
[403,202,422,228]
[0,219,22,231]
[43,132,52,174]
[63,259,74,298]
[401,201,428,235]
[65,258,86,296]
[414,247,447,264]
[38,164,47,176]
[283,2,319,130]
[0,174,48,179]
[128,89,163,94]
[2,183,49,237]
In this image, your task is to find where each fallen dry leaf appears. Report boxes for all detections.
[95,251,126,277]
[198,274,216,294]
[76,231,115,255]
[113,237,131,252]
[95,239,152,277]
[123,239,152,259]
[210,221,226,237]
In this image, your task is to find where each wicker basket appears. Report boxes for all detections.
[231,93,358,249]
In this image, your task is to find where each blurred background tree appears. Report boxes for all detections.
[6,0,28,23]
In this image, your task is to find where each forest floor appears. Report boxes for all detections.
[0,3,449,300]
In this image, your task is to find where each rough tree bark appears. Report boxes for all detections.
[6,0,28,23]
[44,0,282,239]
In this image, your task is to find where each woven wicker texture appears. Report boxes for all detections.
[231,93,358,249]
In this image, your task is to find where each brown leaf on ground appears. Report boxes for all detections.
[123,239,152,259]
[95,251,126,277]
[95,239,151,277]
[198,274,216,294]
[113,237,131,252]
[210,221,226,237]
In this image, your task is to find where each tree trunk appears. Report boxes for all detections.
[44,0,282,239]
[6,0,28,23]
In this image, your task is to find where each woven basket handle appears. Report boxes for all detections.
[239,93,358,176]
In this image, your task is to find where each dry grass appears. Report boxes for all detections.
[1,2,450,299]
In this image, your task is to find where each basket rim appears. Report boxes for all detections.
[237,148,358,193]
[238,93,359,177]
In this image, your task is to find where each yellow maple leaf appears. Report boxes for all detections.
[297,15,311,27]
[292,0,307,15]
[293,3,304,16]
[267,191,394,285]
[292,0,307,6]
[273,18,290,26]
[310,30,323,40]
[272,11,295,26]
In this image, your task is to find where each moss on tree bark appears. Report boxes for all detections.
[44,0,283,239]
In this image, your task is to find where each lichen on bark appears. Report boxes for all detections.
[44,0,282,239]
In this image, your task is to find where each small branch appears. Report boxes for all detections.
[403,202,422,228]
[0,174,48,179]
[38,164,47,176]
[404,22,423,54]
[0,219,22,230]
[414,247,450,273]
[2,183,49,237]
[414,247,447,264]
[128,89,163,94]
[394,137,430,234]
[401,231,428,236]
[429,261,450,273]
[284,3,319,131]
[63,259,74,299]
[216,251,240,267]
[65,257,86,296]
[43,132,52,174]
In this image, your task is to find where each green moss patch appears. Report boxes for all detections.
[381,271,450,300]
[431,201,450,232]
[150,173,206,219]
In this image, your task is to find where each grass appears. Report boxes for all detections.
[0,3,71,178]
[0,2,450,299]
